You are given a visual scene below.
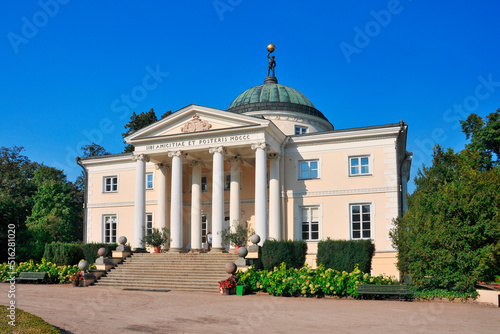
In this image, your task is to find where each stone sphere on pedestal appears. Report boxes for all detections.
[237,247,248,258]
[78,260,89,272]
[225,262,237,275]
[98,247,108,257]
[250,234,260,245]
[118,236,127,245]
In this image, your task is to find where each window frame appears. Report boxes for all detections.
[145,212,153,236]
[349,203,373,240]
[298,159,321,180]
[201,175,208,192]
[295,125,308,135]
[146,172,154,190]
[102,175,118,193]
[298,205,321,242]
[348,155,372,177]
[102,214,117,243]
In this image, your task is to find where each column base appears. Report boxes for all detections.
[209,247,226,253]
[189,248,203,253]
[169,248,186,253]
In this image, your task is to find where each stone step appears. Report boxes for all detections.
[94,252,238,293]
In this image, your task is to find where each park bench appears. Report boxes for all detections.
[357,284,410,301]
[16,272,47,283]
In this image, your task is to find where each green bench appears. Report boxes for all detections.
[357,284,410,301]
[16,272,47,283]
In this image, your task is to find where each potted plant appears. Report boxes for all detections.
[220,221,254,253]
[69,271,83,287]
[218,275,237,295]
[142,227,170,253]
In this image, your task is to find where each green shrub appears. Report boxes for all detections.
[43,242,84,266]
[316,239,375,273]
[261,240,307,271]
[236,263,395,298]
[83,243,117,264]
[0,259,84,284]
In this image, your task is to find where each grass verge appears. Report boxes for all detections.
[0,305,59,333]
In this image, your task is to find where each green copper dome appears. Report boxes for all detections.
[227,76,329,121]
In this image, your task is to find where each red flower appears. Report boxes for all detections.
[218,276,237,289]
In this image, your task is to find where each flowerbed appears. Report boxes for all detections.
[0,259,94,284]
[236,263,396,298]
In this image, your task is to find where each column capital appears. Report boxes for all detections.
[132,154,150,162]
[156,163,171,171]
[227,155,244,165]
[267,153,280,160]
[189,159,206,168]
[251,142,269,151]
[209,146,227,155]
[168,150,187,158]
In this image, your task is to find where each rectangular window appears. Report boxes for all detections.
[146,173,154,189]
[301,206,319,241]
[351,204,371,239]
[103,215,117,243]
[202,215,208,243]
[224,174,231,191]
[295,125,308,135]
[350,156,370,176]
[145,213,153,236]
[103,176,118,193]
[201,176,208,192]
[299,160,319,179]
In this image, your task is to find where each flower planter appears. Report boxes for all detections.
[71,280,80,287]
[234,245,241,254]
[153,246,161,253]
[222,288,233,295]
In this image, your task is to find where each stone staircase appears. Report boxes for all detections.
[95,252,239,293]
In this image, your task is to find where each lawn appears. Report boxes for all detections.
[0,305,59,333]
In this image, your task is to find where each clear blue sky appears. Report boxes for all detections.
[1,1,499,192]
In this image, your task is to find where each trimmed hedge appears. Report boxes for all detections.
[83,243,117,264]
[43,242,117,265]
[43,242,84,266]
[261,240,307,271]
[317,239,375,273]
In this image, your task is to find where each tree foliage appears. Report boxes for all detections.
[390,112,500,292]
[0,147,39,262]
[122,108,172,152]
[81,142,110,158]
[0,147,83,262]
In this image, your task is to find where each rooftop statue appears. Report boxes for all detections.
[267,43,276,76]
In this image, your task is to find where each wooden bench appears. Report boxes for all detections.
[16,272,47,283]
[357,284,410,301]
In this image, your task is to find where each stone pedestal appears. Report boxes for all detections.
[89,270,107,280]
[112,250,132,259]
[82,273,95,287]
[95,256,115,271]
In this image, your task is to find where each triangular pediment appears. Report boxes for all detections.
[125,105,269,143]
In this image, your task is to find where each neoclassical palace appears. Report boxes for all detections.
[80,72,412,277]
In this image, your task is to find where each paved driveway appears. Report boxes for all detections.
[1,284,498,333]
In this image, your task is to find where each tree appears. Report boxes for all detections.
[390,111,500,292]
[122,108,172,152]
[0,147,39,262]
[81,142,110,158]
[461,109,500,168]
[24,167,82,260]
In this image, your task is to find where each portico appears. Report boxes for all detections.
[127,105,286,252]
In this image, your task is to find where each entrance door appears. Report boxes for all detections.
[202,214,209,250]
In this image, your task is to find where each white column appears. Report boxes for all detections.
[269,153,281,241]
[209,146,226,252]
[228,156,242,249]
[190,161,203,251]
[133,154,149,250]
[168,151,184,252]
[156,163,169,232]
[252,142,268,246]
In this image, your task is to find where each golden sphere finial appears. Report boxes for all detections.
[267,44,275,53]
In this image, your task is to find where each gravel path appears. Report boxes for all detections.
[1,283,499,333]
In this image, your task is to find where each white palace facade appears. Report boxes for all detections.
[80,74,412,277]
